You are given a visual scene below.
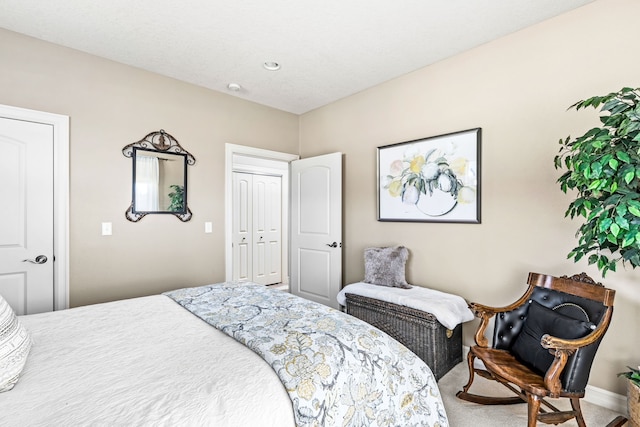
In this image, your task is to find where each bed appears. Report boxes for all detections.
[0,282,449,426]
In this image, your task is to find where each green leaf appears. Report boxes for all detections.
[598,256,607,270]
[617,151,632,163]
[629,206,640,217]
[610,222,621,237]
[625,170,635,184]
[616,216,630,230]
[616,204,628,217]
[609,158,620,170]
[622,236,635,248]
[599,217,613,232]
[587,180,601,190]
[591,161,603,177]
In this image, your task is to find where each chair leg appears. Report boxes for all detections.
[527,393,541,427]
[606,416,628,427]
[570,397,586,427]
[460,349,476,394]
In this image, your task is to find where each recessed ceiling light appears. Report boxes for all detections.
[227,83,242,92]
[263,61,280,71]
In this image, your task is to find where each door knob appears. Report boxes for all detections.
[326,242,338,248]
[22,255,48,264]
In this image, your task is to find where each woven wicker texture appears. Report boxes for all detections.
[629,381,640,426]
[345,293,462,380]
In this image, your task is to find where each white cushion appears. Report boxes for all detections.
[0,294,32,392]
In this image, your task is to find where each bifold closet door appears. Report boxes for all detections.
[232,172,282,285]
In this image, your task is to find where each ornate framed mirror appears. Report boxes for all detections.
[122,130,196,222]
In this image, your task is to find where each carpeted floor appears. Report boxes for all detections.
[437,362,627,426]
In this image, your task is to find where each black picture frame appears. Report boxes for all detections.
[377,128,481,223]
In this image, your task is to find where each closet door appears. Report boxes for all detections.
[252,175,282,285]
[232,172,282,285]
[232,172,252,281]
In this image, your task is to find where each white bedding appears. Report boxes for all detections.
[0,295,295,427]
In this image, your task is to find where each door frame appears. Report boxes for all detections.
[0,104,69,310]
[224,143,298,283]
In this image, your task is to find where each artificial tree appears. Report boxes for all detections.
[167,184,185,212]
[554,87,640,277]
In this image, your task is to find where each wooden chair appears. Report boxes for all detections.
[457,272,617,427]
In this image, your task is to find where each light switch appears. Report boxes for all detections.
[101,222,112,236]
[204,222,213,233]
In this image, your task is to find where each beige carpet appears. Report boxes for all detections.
[438,362,626,426]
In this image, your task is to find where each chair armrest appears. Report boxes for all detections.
[468,302,497,347]
[544,348,573,396]
[542,305,611,350]
[469,286,535,347]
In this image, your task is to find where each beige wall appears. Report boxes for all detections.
[300,0,639,394]
[0,28,299,306]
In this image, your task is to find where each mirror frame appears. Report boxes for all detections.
[122,130,196,222]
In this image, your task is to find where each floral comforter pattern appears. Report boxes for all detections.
[165,282,448,427]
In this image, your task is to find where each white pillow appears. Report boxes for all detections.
[0,294,32,392]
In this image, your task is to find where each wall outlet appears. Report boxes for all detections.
[101,222,112,236]
[204,222,213,233]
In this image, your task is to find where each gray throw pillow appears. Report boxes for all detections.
[363,246,411,288]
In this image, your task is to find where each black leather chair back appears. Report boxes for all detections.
[492,286,607,392]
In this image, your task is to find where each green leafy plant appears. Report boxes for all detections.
[554,87,640,276]
[167,184,184,212]
[619,366,640,388]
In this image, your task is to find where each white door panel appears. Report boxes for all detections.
[258,175,281,284]
[0,117,54,315]
[290,152,342,309]
[252,174,282,284]
[232,172,282,285]
[297,248,331,298]
[253,176,267,283]
[232,173,252,281]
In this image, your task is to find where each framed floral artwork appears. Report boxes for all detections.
[377,128,481,223]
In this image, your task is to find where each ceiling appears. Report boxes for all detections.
[0,0,595,114]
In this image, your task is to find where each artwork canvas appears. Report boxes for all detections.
[377,128,481,223]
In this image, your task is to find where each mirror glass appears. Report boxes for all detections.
[132,148,187,214]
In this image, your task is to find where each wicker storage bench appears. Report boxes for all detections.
[345,293,462,380]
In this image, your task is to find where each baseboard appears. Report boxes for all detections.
[585,384,627,414]
[462,346,627,414]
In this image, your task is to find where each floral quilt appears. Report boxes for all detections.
[165,282,448,427]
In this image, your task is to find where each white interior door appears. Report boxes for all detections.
[225,144,297,285]
[232,172,282,285]
[252,174,282,285]
[290,152,342,309]
[0,116,54,315]
[232,172,252,282]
